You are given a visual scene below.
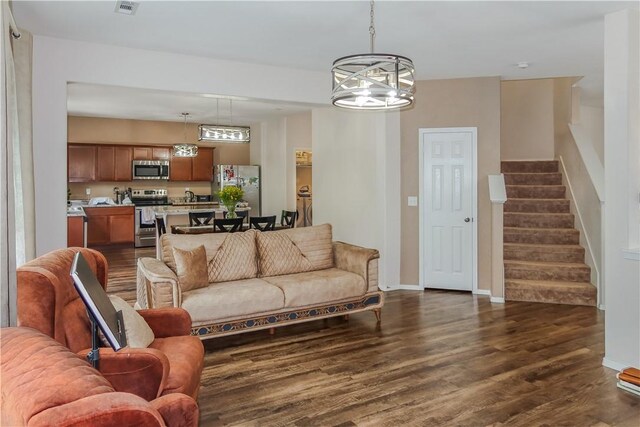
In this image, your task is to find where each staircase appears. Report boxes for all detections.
[502,160,596,306]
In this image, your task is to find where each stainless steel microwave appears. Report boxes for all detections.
[132,160,170,180]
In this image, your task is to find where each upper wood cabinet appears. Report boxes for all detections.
[192,148,214,181]
[68,145,96,182]
[96,146,132,181]
[133,147,171,160]
[170,147,214,181]
[170,155,193,181]
[68,144,212,182]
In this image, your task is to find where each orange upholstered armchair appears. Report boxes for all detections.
[17,247,204,402]
[1,327,199,427]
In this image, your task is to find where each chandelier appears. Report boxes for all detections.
[331,0,415,110]
[199,99,251,143]
[173,113,198,157]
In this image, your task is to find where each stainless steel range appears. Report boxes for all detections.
[132,189,168,247]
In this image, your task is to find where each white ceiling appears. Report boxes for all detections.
[14,0,639,115]
[66,83,317,124]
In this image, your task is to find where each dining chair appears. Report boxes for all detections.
[249,215,276,231]
[213,217,244,233]
[189,211,215,226]
[224,210,249,224]
[280,210,297,228]
[155,217,166,236]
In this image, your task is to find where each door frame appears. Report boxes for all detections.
[418,127,478,292]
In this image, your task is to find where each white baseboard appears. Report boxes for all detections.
[490,296,505,303]
[602,357,630,372]
[473,289,491,296]
[387,284,423,291]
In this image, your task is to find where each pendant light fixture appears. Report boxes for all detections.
[199,99,251,143]
[331,0,415,110]
[173,113,198,157]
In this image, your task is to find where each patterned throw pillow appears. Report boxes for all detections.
[256,231,313,277]
[172,245,209,291]
[208,229,259,283]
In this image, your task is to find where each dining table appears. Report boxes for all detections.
[170,223,290,235]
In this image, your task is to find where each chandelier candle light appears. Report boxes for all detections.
[331,0,415,110]
[173,113,198,157]
[199,99,251,143]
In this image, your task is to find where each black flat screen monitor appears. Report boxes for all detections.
[70,252,127,351]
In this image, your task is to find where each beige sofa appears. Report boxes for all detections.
[136,224,384,339]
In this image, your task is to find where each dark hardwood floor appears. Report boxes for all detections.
[99,246,640,426]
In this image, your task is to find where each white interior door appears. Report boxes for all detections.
[420,128,476,291]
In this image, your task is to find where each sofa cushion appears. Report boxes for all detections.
[181,278,285,324]
[108,295,155,348]
[0,327,114,426]
[256,223,334,277]
[262,268,366,308]
[160,230,258,283]
[172,245,208,291]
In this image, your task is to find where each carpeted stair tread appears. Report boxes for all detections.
[504,260,591,282]
[504,259,589,269]
[505,279,596,306]
[504,243,585,263]
[501,160,559,173]
[506,185,566,199]
[504,212,574,228]
[504,198,570,213]
[504,227,580,244]
[503,172,563,185]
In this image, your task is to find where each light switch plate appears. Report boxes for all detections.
[408,196,418,206]
[85,188,91,195]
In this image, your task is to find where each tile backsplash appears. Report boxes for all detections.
[68,181,213,200]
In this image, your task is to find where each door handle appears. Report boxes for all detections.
[464,217,471,223]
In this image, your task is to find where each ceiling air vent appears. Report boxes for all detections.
[114,1,139,15]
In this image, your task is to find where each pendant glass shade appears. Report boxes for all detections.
[173,112,198,157]
[173,143,198,157]
[331,53,415,110]
[199,125,251,143]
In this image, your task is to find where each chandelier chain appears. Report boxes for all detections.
[369,0,376,53]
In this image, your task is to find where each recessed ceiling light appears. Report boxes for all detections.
[517,62,530,69]
[114,1,139,15]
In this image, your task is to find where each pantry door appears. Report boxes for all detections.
[419,128,477,292]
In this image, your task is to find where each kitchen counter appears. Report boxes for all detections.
[170,201,220,207]
[153,206,250,215]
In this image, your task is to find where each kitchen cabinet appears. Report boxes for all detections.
[97,146,132,181]
[133,147,171,160]
[170,155,193,181]
[191,148,214,181]
[170,147,214,181]
[68,145,96,182]
[67,216,85,247]
[85,206,134,246]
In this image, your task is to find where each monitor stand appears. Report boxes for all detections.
[87,312,100,369]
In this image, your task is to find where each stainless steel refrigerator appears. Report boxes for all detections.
[212,165,261,216]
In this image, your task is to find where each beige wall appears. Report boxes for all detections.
[400,77,501,290]
[501,79,555,160]
[68,116,251,165]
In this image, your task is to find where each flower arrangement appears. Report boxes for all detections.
[218,186,244,218]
